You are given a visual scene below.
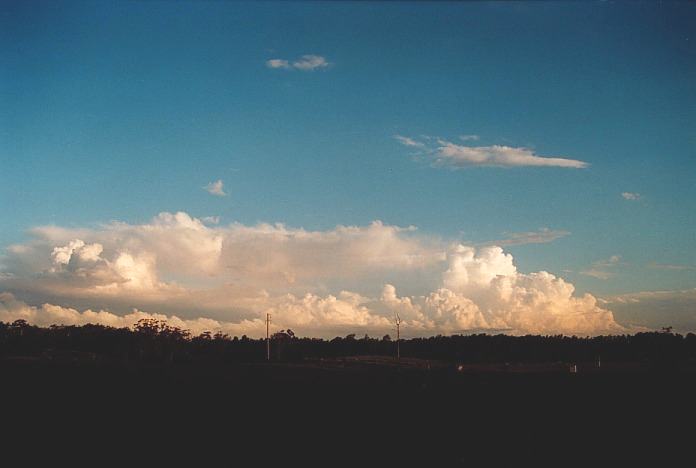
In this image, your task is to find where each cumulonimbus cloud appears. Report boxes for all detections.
[0,212,443,297]
[395,135,588,169]
[0,212,624,337]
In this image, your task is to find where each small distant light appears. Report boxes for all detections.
[457,364,464,372]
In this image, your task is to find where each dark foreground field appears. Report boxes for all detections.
[2,356,694,466]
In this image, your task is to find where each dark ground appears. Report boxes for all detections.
[2,356,694,466]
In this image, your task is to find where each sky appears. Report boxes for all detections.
[1,1,695,337]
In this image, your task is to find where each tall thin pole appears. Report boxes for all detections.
[266,313,271,361]
[395,313,401,361]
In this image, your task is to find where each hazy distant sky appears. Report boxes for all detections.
[2,1,695,336]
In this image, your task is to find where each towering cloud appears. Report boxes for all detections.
[0,212,622,337]
[383,246,622,336]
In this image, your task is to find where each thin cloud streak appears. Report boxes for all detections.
[266,55,330,71]
[580,255,621,279]
[648,262,695,271]
[394,135,588,169]
[393,135,425,148]
[459,134,480,142]
[486,228,570,247]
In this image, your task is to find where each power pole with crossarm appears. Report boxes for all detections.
[395,312,401,361]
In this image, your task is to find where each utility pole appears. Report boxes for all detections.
[266,313,271,361]
[395,313,401,361]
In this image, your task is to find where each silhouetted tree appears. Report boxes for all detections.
[2,320,696,368]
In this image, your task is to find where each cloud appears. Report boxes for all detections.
[579,269,613,280]
[440,246,621,334]
[201,216,221,225]
[266,59,290,69]
[218,220,441,286]
[292,54,329,70]
[2,212,224,298]
[379,246,623,335]
[459,135,480,142]
[0,291,211,333]
[434,142,588,169]
[266,55,329,71]
[0,241,624,337]
[648,263,695,271]
[50,238,158,291]
[0,213,626,336]
[0,213,442,300]
[580,255,621,279]
[0,291,389,338]
[488,228,570,247]
[204,180,226,197]
[394,135,425,148]
[395,136,588,169]
[602,288,696,333]
[621,192,641,201]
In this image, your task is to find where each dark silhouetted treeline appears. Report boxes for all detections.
[2,318,695,367]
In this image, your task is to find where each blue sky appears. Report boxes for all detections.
[1,1,695,335]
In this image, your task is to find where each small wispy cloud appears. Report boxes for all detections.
[488,228,570,247]
[204,180,227,197]
[394,135,588,169]
[393,135,425,148]
[621,192,641,201]
[459,134,480,142]
[266,54,330,71]
[266,59,290,69]
[580,255,621,279]
[580,269,613,280]
[648,262,695,271]
[201,216,221,225]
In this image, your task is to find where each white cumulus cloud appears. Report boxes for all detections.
[378,245,622,336]
[204,180,226,196]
